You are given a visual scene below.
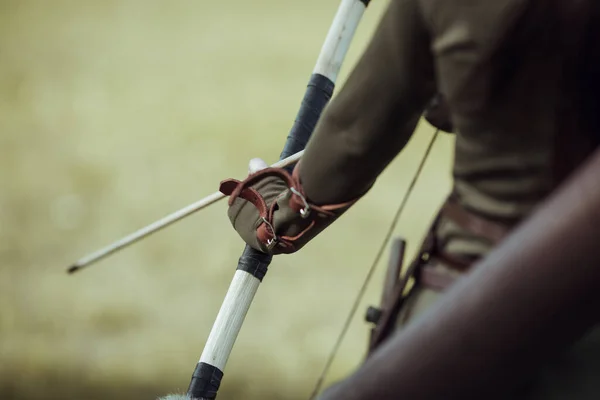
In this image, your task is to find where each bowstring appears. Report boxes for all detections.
[308,128,440,399]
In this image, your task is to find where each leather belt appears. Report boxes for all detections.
[418,194,514,291]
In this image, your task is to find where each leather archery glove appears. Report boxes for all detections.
[220,158,358,255]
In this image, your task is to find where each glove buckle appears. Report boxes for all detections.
[261,217,279,250]
[290,187,311,218]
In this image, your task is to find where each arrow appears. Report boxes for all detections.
[66,150,304,274]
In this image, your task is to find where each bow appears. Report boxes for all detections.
[185,1,371,397]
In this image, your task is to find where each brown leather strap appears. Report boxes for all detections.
[288,161,357,216]
[419,265,459,292]
[220,167,295,205]
[441,197,512,245]
[433,252,474,272]
[219,179,269,219]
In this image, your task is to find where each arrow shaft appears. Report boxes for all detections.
[67,150,304,273]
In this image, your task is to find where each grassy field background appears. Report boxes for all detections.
[0,1,454,399]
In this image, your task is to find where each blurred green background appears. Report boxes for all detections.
[0,0,454,399]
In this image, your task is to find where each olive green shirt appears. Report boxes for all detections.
[298,0,599,258]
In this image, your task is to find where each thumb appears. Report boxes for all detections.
[248,158,269,175]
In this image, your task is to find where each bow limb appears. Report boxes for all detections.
[185,1,372,399]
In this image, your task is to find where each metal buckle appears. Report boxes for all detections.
[266,237,278,250]
[261,217,279,250]
[290,187,311,218]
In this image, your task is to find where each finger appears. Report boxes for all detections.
[248,158,269,175]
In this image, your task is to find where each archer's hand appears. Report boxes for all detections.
[220,158,310,255]
[219,158,356,255]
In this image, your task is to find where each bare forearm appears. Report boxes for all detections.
[319,147,600,399]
